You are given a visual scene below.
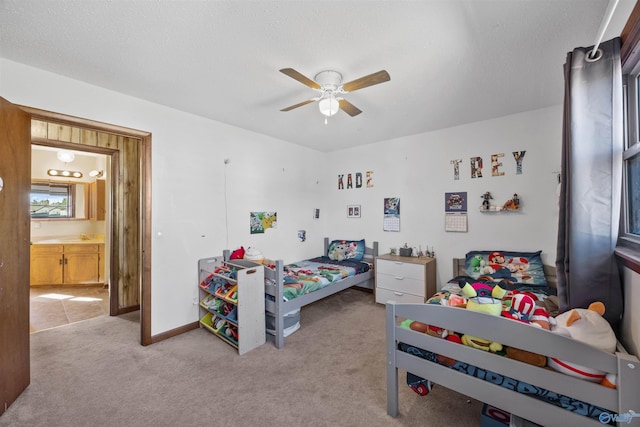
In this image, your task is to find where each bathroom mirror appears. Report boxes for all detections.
[30,180,87,219]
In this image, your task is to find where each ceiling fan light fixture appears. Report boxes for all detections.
[318,96,339,117]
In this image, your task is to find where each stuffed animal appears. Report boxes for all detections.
[406,320,462,367]
[501,295,554,367]
[530,307,556,330]
[547,302,617,384]
[244,247,265,264]
[230,246,245,260]
[501,292,537,323]
[425,291,467,308]
[329,242,348,261]
[469,254,486,273]
[505,347,547,367]
[460,282,506,352]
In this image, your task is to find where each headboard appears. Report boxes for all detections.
[452,258,557,288]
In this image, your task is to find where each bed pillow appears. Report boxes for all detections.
[464,250,548,287]
[328,239,366,261]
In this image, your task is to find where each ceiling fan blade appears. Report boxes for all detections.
[338,99,362,117]
[279,68,321,90]
[341,70,390,92]
[280,99,317,112]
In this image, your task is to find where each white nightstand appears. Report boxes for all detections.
[375,254,436,304]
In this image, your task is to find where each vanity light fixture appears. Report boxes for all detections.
[89,170,104,178]
[56,150,75,163]
[48,169,83,178]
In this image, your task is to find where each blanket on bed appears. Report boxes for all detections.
[279,256,370,301]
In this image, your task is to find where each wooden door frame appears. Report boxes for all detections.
[21,106,153,346]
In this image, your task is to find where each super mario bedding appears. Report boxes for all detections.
[464,250,548,287]
[279,256,371,301]
[398,278,613,423]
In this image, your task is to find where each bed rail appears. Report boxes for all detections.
[386,301,640,426]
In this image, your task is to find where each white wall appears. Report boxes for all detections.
[325,106,562,286]
[1,58,324,335]
[4,58,637,354]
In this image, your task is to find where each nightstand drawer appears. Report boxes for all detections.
[375,287,424,304]
[376,274,425,297]
[376,259,425,281]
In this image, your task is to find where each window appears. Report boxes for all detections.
[30,182,78,219]
[618,4,640,269]
[620,70,640,270]
[622,65,640,248]
[627,150,640,235]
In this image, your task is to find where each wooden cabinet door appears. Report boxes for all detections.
[63,245,100,284]
[89,179,105,221]
[30,245,64,285]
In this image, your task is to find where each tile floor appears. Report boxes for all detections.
[30,285,109,333]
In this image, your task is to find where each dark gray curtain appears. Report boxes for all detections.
[556,37,623,326]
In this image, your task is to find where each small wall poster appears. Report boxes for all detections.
[250,211,277,234]
[383,197,400,232]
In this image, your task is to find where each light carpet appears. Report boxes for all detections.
[1,289,482,427]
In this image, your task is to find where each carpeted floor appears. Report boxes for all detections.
[2,289,483,427]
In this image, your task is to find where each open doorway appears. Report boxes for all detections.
[24,109,152,345]
[29,146,112,332]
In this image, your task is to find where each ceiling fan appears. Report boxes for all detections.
[279,68,390,121]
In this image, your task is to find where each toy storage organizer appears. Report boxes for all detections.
[198,256,266,355]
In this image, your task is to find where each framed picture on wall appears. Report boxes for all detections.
[347,205,361,218]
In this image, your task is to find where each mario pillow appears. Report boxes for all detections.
[464,250,548,287]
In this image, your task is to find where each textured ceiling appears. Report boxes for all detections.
[0,1,635,152]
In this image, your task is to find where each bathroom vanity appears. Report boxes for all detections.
[30,237,105,286]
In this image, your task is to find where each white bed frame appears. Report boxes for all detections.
[261,237,378,349]
[386,259,640,426]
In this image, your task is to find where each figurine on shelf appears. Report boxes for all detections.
[481,191,493,210]
[503,193,520,210]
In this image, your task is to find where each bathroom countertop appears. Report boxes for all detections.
[31,236,105,245]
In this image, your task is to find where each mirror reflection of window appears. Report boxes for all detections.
[30,181,86,219]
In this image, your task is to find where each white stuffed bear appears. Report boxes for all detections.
[547,302,616,383]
